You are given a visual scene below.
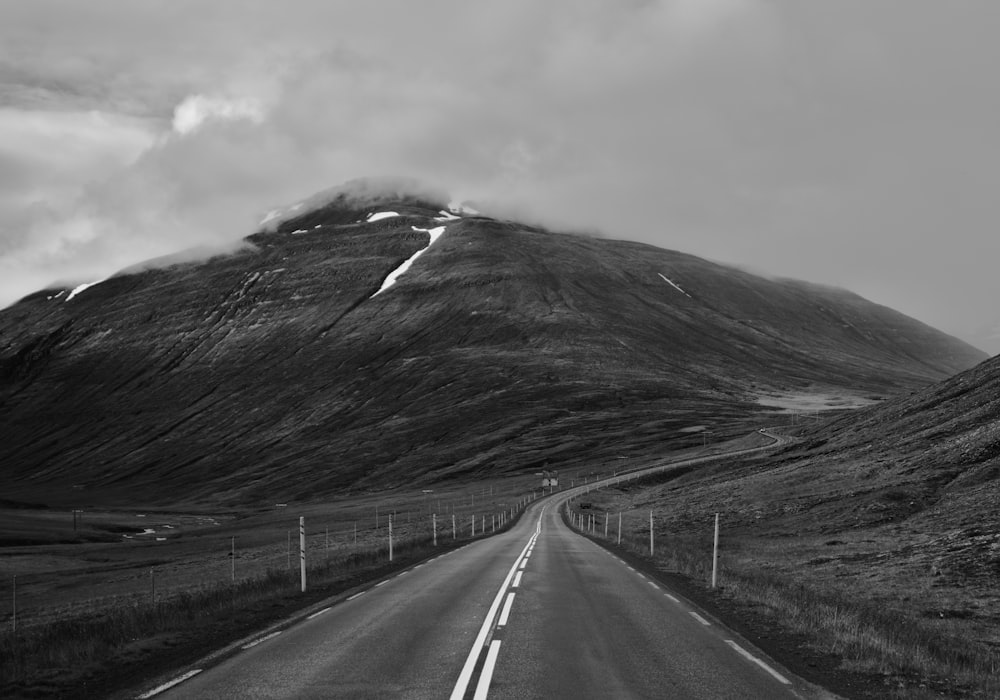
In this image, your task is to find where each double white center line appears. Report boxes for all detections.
[449,511,543,700]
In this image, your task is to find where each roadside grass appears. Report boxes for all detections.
[0,528,492,695]
[568,502,1000,699]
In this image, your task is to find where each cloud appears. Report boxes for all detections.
[1,1,999,349]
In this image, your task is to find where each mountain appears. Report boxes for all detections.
[0,182,986,507]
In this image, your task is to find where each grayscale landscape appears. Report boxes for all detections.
[1,3,998,699]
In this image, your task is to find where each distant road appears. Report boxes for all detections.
[143,431,818,699]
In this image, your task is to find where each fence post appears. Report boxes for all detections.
[604,512,608,538]
[231,536,236,582]
[471,515,475,537]
[287,530,291,569]
[618,512,622,545]
[325,526,329,564]
[452,513,456,540]
[649,511,654,556]
[389,514,394,562]
[433,514,437,546]
[711,513,720,588]
[300,517,306,593]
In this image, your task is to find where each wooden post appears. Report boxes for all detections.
[452,513,456,540]
[325,526,329,563]
[604,512,608,538]
[433,514,438,546]
[388,514,394,561]
[618,512,622,545]
[712,513,720,588]
[471,515,475,537]
[300,517,306,593]
[649,511,654,556]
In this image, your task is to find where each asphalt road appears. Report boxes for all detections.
[144,435,826,699]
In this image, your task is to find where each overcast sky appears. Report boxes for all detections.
[1,1,998,353]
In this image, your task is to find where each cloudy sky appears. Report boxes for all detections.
[1,0,998,352]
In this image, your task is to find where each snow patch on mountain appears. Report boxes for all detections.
[371,226,447,298]
[66,278,110,301]
[366,211,400,222]
[434,210,461,221]
[658,273,691,298]
[448,199,479,215]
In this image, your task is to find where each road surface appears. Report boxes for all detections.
[141,434,825,699]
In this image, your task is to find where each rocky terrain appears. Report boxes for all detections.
[0,181,986,509]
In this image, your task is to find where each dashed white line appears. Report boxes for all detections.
[375,580,388,587]
[647,581,658,589]
[473,640,502,700]
[242,631,281,649]
[664,593,680,603]
[690,612,711,626]
[725,640,792,684]
[512,571,523,588]
[498,593,515,627]
[137,670,203,698]
[347,591,365,601]
[307,607,331,619]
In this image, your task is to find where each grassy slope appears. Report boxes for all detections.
[583,354,1000,696]
[0,196,985,509]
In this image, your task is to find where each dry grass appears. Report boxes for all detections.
[0,517,515,695]
[567,500,1000,699]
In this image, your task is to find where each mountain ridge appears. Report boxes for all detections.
[0,190,986,507]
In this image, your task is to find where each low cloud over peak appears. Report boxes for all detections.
[1,1,999,350]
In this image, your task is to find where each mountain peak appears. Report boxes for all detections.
[259,176,452,233]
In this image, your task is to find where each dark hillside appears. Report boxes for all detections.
[0,186,986,507]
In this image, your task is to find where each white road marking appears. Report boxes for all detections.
[690,612,711,626]
[375,580,388,587]
[137,670,203,698]
[512,571,523,588]
[347,591,365,601]
[498,593,515,627]
[473,640,502,700]
[519,559,527,570]
[307,607,330,619]
[725,640,792,685]
[664,593,680,603]
[242,631,281,649]
[450,511,544,700]
[647,581,658,589]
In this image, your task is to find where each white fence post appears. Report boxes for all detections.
[604,512,608,538]
[452,513,456,540]
[389,514,394,561]
[300,517,306,593]
[618,512,622,545]
[712,513,720,588]
[649,511,654,556]
[433,514,438,546]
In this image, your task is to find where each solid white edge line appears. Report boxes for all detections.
[690,612,711,626]
[473,640,502,700]
[512,570,523,588]
[498,592,515,626]
[725,640,792,685]
[137,669,203,698]
[241,631,281,650]
[306,607,331,619]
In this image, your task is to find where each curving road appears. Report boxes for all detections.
[140,432,827,699]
